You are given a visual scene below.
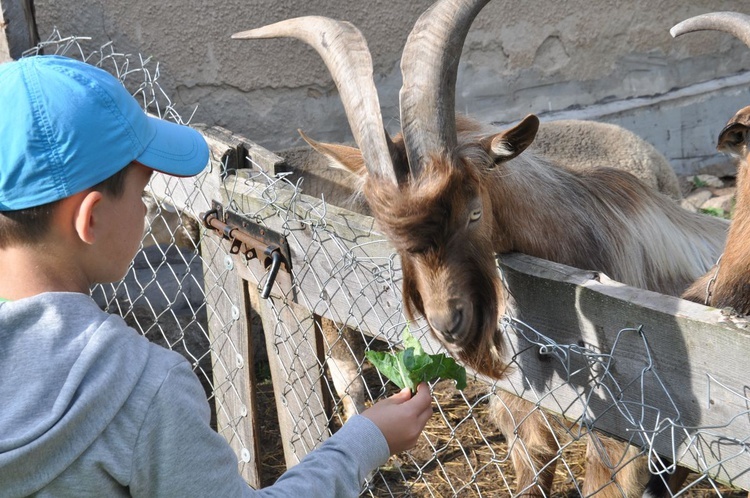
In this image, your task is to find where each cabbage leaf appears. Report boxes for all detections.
[365,327,467,393]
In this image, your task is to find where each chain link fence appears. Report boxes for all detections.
[26,33,750,497]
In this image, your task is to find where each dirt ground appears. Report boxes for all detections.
[256,373,746,497]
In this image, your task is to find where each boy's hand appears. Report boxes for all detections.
[361,382,433,454]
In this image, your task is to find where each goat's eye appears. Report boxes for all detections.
[469,209,482,222]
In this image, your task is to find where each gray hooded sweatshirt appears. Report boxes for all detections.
[0,292,389,497]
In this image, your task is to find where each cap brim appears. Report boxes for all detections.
[136,116,209,177]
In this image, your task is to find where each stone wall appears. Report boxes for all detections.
[33,0,750,175]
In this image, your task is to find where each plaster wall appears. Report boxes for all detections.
[34,0,750,175]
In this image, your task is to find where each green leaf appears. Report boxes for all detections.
[365,325,467,392]
[365,350,411,391]
[691,175,708,189]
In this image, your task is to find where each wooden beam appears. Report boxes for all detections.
[200,231,261,487]
[254,294,330,469]
[496,254,750,490]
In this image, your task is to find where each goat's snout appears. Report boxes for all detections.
[426,303,469,344]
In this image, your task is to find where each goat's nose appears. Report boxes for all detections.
[429,307,464,342]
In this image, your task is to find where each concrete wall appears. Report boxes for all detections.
[33,0,750,175]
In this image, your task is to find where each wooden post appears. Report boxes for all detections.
[0,0,38,62]
[255,295,330,469]
[200,232,262,487]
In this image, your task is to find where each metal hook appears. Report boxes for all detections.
[261,250,283,299]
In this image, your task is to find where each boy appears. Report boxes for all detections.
[0,55,433,497]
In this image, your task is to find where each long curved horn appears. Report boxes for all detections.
[671,11,750,47]
[233,17,397,183]
[399,0,492,177]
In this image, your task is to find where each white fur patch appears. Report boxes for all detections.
[491,140,515,157]
[642,490,660,498]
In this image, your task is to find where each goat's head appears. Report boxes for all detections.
[717,105,750,162]
[672,13,750,162]
[233,0,534,377]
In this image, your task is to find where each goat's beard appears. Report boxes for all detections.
[402,260,508,380]
[452,272,508,380]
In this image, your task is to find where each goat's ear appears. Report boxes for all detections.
[298,129,366,175]
[482,114,540,164]
[718,106,750,157]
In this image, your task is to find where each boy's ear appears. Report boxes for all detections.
[481,114,540,165]
[72,190,104,245]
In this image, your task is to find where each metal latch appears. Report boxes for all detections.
[201,200,292,299]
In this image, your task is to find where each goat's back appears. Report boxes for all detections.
[496,154,727,297]
[533,120,683,201]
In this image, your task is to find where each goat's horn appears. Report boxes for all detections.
[232,17,397,183]
[399,0,492,176]
[671,11,750,47]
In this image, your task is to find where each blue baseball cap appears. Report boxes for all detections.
[0,55,209,210]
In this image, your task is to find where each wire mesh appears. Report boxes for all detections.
[26,33,750,497]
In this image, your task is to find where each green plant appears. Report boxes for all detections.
[691,175,708,189]
[365,326,467,393]
[700,207,730,219]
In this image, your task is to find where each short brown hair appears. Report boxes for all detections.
[0,163,135,248]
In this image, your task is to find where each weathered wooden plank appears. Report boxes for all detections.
[0,0,38,62]
[208,175,330,470]
[198,124,286,176]
[254,293,330,469]
[200,233,261,487]
[496,253,750,490]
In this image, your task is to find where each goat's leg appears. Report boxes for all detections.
[642,464,691,498]
[489,391,558,496]
[582,433,647,497]
[320,318,366,420]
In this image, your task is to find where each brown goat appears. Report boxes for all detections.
[643,12,750,498]
[684,105,750,312]
[233,2,728,496]
[278,117,686,424]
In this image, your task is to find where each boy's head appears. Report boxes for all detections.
[0,55,209,288]
[0,164,131,248]
[0,55,209,212]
